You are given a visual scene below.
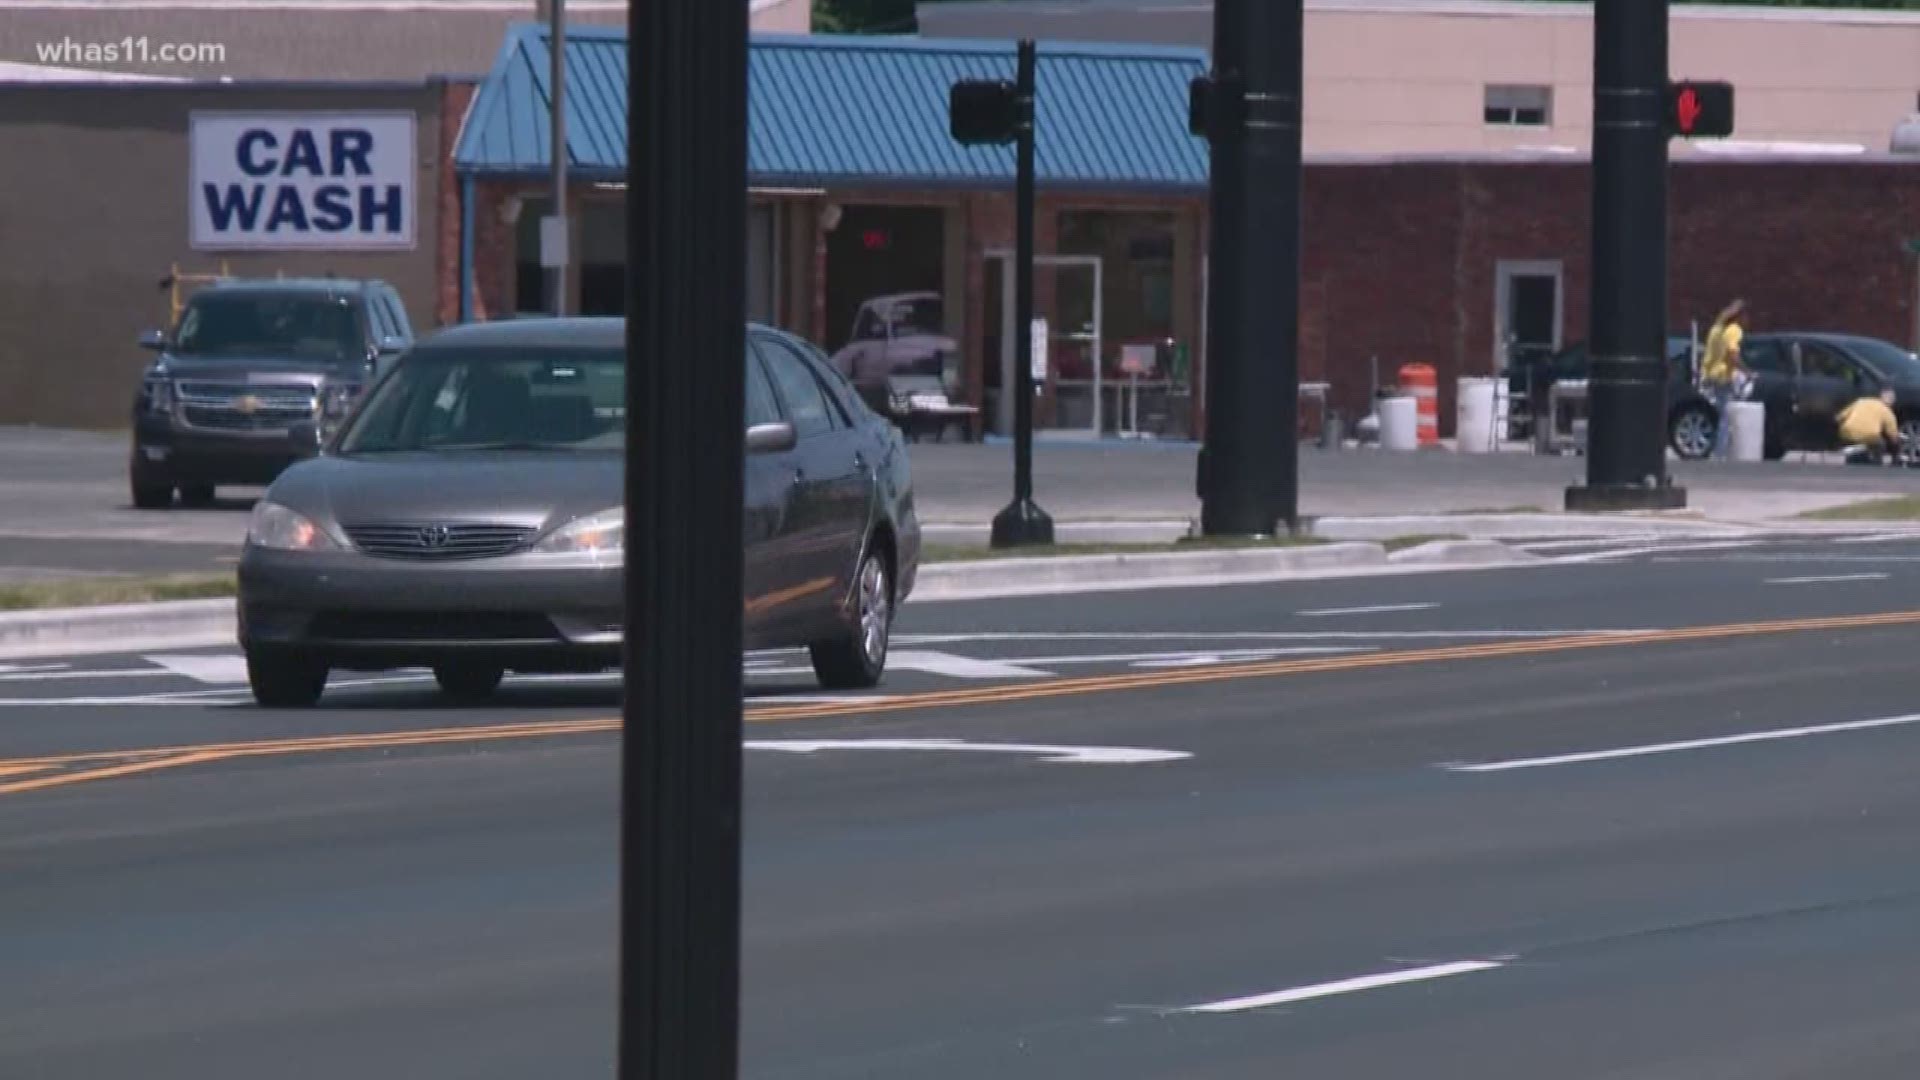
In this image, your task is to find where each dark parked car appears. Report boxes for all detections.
[131,277,414,508]
[1720,332,1920,460]
[237,317,921,708]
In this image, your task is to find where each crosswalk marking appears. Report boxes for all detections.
[146,654,251,685]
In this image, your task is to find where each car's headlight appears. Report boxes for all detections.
[143,377,175,416]
[246,500,338,552]
[533,507,623,564]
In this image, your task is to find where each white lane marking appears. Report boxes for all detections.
[1765,573,1889,585]
[1551,539,1761,563]
[1832,533,1920,545]
[1180,959,1507,1014]
[893,630,1660,644]
[1654,554,1920,564]
[0,668,170,683]
[0,663,66,675]
[884,650,1056,678]
[1445,711,1920,773]
[146,654,251,684]
[745,646,1375,678]
[745,739,1189,765]
[1297,603,1438,618]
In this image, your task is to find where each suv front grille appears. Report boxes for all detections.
[342,522,538,561]
[177,383,318,430]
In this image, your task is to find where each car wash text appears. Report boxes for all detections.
[190,112,416,250]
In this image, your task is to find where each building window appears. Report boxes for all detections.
[1484,85,1552,127]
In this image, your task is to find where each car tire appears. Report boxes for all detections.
[1764,437,1787,462]
[1668,405,1716,461]
[178,484,217,507]
[131,476,174,510]
[433,663,505,702]
[246,651,328,708]
[809,546,893,691]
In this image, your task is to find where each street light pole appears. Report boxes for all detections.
[1567,0,1685,511]
[620,0,746,1076]
[990,39,1054,548]
[1195,0,1303,537]
[548,0,570,316]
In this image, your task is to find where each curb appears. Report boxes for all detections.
[0,598,236,661]
[0,539,1534,658]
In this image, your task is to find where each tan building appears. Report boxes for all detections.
[917,0,1920,155]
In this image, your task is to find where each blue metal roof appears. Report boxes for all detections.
[454,25,1208,192]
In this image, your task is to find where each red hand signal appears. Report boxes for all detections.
[1676,87,1702,134]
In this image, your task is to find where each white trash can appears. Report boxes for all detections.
[1725,400,1766,461]
[1378,395,1418,451]
[1455,377,1498,453]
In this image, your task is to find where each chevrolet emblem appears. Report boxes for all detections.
[233,394,261,415]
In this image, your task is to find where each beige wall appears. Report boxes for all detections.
[0,83,450,428]
[917,0,1920,154]
[752,0,815,34]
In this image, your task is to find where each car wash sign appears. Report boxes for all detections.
[190,112,416,250]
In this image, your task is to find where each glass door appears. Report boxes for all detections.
[992,253,1103,437]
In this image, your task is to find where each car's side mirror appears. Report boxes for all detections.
[746,421,797,454]
[377,334,406,356]
[138,329,167,351]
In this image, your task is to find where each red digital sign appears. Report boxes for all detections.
[861,229,890,251]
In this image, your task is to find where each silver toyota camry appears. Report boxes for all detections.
[238,317,920,707]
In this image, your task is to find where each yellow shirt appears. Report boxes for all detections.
[1700,322,1743,385]
[1837,396,1899,446]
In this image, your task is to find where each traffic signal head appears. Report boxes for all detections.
[1667,80,1735,139]
[950,79,1023,146]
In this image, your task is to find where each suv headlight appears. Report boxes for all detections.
[321,383,361,420]
[247,500,338,552]
[143,377,175,416]
[533,507,623,565]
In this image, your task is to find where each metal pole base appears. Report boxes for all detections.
[990,498,1056,548]
[1564,483,1688,512]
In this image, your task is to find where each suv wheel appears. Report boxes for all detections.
[131,476,174,510]
[246,650,328,708]
[809,547,892,690]
[178,484,217,508]
[1668,405,1716,460]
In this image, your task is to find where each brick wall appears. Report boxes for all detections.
[435,79,481,327]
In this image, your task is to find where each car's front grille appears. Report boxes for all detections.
[342,522,538,561]
[309,611,561,642]
[176,382,318,430]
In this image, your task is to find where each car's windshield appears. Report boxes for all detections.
[1846,337,1920,383]
[173,293,364,362]
[337,347,626,454]
[888,297,943,336]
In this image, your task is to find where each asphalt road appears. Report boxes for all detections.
[9,538,1920,1076]
[6,424,1920,573]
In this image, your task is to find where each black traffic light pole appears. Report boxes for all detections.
[621,0,746,1076]
[1193,0,1303,537]
[989,40,1054,547]
[951,42,1053,547]
[1568,0,1685,511]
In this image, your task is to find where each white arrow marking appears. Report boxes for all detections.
[884,650,1055,678]
[0,663,66,675]
[1181,959,1507,1014]
[745,739,1189,765]
[146,654,251,684]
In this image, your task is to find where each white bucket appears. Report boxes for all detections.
[1726,400,1766,461]
[1455,377,1498,453]
[1378,395,1418,451]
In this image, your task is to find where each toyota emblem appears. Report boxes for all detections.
[418,524,451,548]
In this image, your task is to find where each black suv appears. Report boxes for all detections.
[131,278,414,508]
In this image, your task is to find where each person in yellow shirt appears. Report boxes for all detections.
[1698,300,1748,458]
[1837,388,1903,465]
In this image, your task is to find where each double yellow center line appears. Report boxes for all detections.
[6,607,1919,796]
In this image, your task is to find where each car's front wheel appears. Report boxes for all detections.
[246,651,328,708]
[130,463,173,510]
[809,547,892,690]
[433,663,504,703]
[1669,404,1716,460]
